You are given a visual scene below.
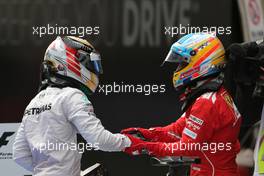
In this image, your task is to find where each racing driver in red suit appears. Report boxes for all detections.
[122,33,242,176]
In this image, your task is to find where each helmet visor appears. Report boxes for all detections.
[77,50,103,75]
[90,52,103,74]
[162,50,189,72]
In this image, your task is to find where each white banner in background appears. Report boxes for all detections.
[238,0,264,41]
[0,123,31,176]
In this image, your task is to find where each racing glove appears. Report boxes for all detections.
[123,134,185,157]
[121,127,181,142]
[123,134,147,155]
[121,128,154,140]
[124,140,201,157]
[124,141,161,156]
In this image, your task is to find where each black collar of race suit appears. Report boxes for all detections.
[181,75,224,112]
[39,74,93,98]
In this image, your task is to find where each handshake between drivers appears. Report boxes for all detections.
[121,127,180,156]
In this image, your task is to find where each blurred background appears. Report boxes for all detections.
[0,0,264,175]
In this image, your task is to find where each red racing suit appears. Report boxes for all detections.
[124,87,241,176]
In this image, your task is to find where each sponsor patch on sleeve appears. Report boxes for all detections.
[183,127,197,139]
[186,121,201,131]
[189,115,204,125]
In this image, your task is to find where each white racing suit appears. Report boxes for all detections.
[13,87,131,176]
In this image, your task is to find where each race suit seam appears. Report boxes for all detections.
[202,150,215,176]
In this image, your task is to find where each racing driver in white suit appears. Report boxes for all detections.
[13,36,131,176]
